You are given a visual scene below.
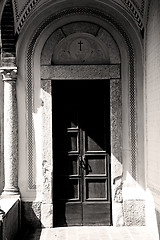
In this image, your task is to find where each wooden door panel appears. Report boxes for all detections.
[53,80,111,226]
[67,106,78,128]
[85,155,107,175]
[83,203,111,226]
[82,81,110,225]
[58,177,80,200]
[67,131,79,153]
[65,203,83,226]
[85,131,105,152]
[55,202,82,226]
[66,155,79,175]
[85,179,108,200]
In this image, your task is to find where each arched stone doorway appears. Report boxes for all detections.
[41,22,121,226]
[16,5,144,228]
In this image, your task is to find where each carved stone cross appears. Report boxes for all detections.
[78,40,83,51]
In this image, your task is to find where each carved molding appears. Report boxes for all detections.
[13,0,40,21]
[13,0,40,34]
[120,0,144,30]
[14,0,144,35]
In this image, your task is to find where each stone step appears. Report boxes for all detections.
[17,226,157,240]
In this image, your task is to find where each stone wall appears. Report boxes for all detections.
[145,0,160,237]
[0,77,4,194]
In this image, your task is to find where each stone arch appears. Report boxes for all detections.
[25,7,136,188]
[16,5,144,227]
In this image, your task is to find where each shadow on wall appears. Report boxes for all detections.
[156,210,160,240]
[18,202,42,239]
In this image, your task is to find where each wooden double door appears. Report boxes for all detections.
[53,80,111,226]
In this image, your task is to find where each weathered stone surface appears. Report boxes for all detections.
[41,203,53,228]
[110,79,122,163]
[41,22,121,66]
[52,32,110,64]
[62,22,99,36]
[41,65,120,80]
[123,200,145,226]
[110,79,123,226]
[112,202,124,226]
[98,28,121,64]
[41,80,53,204]
[41,29,64,65]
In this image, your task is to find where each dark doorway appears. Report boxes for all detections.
[53,80,111,226]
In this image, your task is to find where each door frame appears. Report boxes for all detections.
[52,80,112,226]
[41,64,122,226]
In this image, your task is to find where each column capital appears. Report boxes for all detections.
[0,67,17,81]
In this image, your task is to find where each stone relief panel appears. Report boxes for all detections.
[41,22,120,65]
[52,33,110,64]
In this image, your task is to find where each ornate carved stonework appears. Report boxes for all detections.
[0,67,17,81]
[12,0,145,35]
[120,0,144,30]
[52,33,110,64]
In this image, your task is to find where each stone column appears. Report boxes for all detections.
[0,67,19,195]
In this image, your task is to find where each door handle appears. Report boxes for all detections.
[78,155,86,170]
[82,155,86,170]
